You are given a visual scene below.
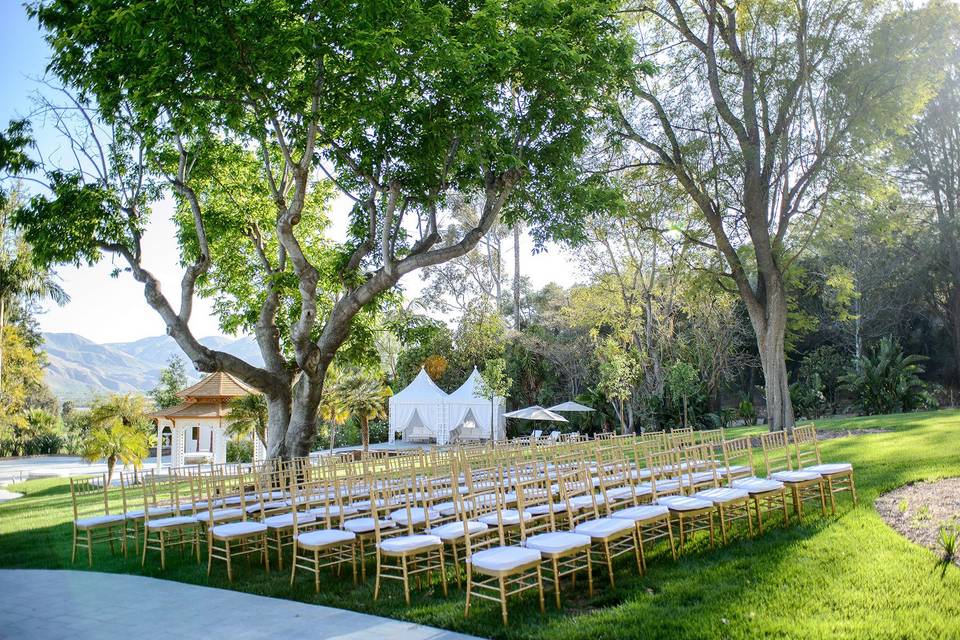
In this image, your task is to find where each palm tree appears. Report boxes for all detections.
[81,417,149,486]
[330,368,391,451]
[319,387,349,453]
[226,394,268,447]
[89,394,150,430]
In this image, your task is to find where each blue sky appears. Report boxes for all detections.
[1,3,575,344]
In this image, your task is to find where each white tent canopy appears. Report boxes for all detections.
[388,367,505,445]
[447,367,506,443]
[388,368,448,443]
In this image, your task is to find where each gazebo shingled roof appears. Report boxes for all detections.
[176,371,257,400]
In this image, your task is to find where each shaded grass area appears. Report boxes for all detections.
[2,410,960,639]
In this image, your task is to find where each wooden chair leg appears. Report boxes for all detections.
[536,565,545,614]
[71,527,77,564]
[87,531,93,567]
[225,539,232,582]
[499,576,508,625]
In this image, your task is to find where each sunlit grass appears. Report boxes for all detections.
[1,410,959,639]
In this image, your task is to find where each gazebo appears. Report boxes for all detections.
[150,371,256,469]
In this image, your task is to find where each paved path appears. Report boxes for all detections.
[0,570,481,640]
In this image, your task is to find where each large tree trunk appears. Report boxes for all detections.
[513,224,521,329]
[753,293,795,433]
[361,416,370,452]
[265,392,293,459]
[284,373,324,458]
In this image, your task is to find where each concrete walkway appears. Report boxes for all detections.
[0,570,481,640]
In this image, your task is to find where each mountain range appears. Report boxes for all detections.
[42,332,263,402]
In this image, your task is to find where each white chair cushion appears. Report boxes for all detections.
[470,546,541,572]
[526,502,567,515]
[524,531,591,554]
[247,500,290,514]
[264,512,316,529]
[570,494,604,509]
[146,515,197,529]
[211,521,267,538]
[731,477,785,493]
[694,487,750,503]
[431,501,459,516]
[653,479,682,493]
[574,517,635,538]
[806,462,853,475]
[427,521,488,541]
[389,507,440,526]
[194,508,243,523]
[656,496,714,511]
[342,517,396,533]
[771,470,822,483]
[687,471,716,484]
[309,505,359,517]
[630,468,653,480]
[297,528,355,547]
[605,486,635,500]
[75,514,124,529]
[719,464,752,477]
[478,509,532,526]
[378,534,442,553]
[124,505,174,519]
[611,504,670,523]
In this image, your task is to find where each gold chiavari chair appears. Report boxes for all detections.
[119,469,167,557]
[205,474,269,582]
[562,462,640,587]
[725,437,789,533]
[141,470,201,570]
[793,425,857,513]
[459,474,544,625]
[609,475,676,569]
[516,468,592,609]
[760,431,827,521]
[261,466,315,570]
[290,472,357,591]
[372,469,447,605]
[686,444,753,544]
[69,473,125,566]
[649,445,715,554]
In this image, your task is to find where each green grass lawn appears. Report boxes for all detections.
[2,410,959,639]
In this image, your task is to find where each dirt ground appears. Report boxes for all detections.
[876,478,960,568]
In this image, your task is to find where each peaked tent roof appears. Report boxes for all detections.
[391,368,448,403]
[449,367,486,401]
[177,371,257,400]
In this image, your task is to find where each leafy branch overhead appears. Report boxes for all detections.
[15,0,637,458]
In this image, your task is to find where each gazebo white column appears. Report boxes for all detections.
[172,425,186,468]
[213,427,227,464]
[155,421,163,471]
[253,435,266,463]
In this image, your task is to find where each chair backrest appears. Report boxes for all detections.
[514,472,554,539]
[70,473,112,522]
[669,427,695,448]
[760,431,794,475]
[558,462,599,529]
[792,425,822,469]
[720,436,755,481]
[682,443,720,489]
[697,428,725,445]
[645,448,681,498]
[118,469,150,515]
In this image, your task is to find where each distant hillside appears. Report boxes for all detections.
[42,332,263,402]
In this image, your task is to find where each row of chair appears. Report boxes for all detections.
[69,424,855,624]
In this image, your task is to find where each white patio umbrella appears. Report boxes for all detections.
[547,401,595,413]
[503,405,569,421]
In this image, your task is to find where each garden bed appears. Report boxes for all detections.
[876,478,960,568]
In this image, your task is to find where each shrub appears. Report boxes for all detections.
[226,439,253,463]
[840,337,927,415]
[736,398,757,426]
